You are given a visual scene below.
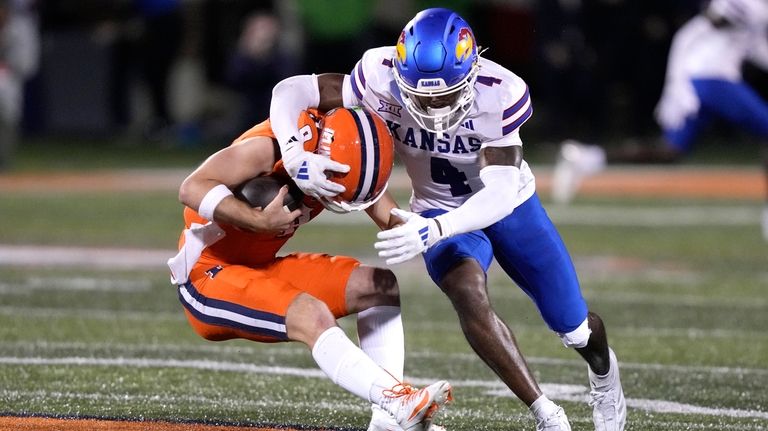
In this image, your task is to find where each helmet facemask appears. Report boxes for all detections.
[394,62,479,133]
[319,182,389,214]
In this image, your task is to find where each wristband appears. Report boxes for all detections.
[198,184,233,220]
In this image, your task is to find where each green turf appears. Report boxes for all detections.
[1,170,767,430]
[1,256,766,430]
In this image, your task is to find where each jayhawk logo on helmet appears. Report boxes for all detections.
[317,107,395,213]
[455,28,474,62]
[396,31,407,64]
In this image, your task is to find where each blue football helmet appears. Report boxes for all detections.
[393,8,480,133]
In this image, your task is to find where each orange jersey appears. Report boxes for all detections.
[181,114,324,267]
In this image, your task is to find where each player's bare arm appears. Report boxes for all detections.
[317,73,345,111]
[178,136,301,233]
[365,190,402,230]
[480,145,523,169]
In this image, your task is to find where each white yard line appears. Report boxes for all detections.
[0,356,766,420]
[0,276,152,293]
[4,340,768,376]
[0,245,172,268]
[0,305,182,321]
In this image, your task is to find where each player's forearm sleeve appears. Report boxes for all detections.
[434,165,520,237]
[270,74,321,155]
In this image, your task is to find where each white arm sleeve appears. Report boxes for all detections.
[434,165,520,238]
[269,74,320,160]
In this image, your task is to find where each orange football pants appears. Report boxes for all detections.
[179,252,359,343]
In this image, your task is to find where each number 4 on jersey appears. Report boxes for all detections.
[430,157,472,196]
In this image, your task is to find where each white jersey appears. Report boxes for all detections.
[343,46,536,213]
[656,0,768,129]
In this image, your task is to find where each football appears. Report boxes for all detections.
[234,173,304,211]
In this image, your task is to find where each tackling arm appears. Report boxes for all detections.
[375,145,523,265]
[270,74,351,198]
[432,146,522,237]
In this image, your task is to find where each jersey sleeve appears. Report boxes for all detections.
[347,57,368,103]
[475,64,532,148]
[344,47,396,107]
[500,83,532,138]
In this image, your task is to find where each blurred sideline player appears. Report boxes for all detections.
[553,0,768,241]
[166,108,451,431]
[269,8,625,431]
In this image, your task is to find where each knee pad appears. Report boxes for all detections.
[557,318,591,348]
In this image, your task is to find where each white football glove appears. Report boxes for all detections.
[282,134,349,199]
[374,208,446,265]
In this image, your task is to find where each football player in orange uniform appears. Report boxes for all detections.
[167,108,452,431]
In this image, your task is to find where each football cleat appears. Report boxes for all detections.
[588,348,627,431]
[551,140,606,204]
[393,8,480,133]
[317,107,395,213]
[368,404,447,431]
[535,406,571,431]
[381,381,452,431]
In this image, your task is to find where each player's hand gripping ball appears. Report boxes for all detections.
[317,107,395,213]
[234,173,304,212]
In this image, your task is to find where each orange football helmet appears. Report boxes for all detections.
[317,107,395,213]
[297,109,321,152]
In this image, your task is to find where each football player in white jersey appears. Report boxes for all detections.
[269,8,626,431]
[553,0,768,240]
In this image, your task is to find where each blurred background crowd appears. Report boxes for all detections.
[2,0,766,170]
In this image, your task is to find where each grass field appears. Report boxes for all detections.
[1,141,767,430]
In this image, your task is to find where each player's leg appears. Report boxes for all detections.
[279,256,405,380]
[692,79,768,241]
[486,193,625,431]
[276,254,453,430]
[419,210,570,431]
[601,106,708,165]
[342,266,449,431]
[344,266,410,431]
[345,265,403,378]
[693,79,768,138]
[180,260,451,431]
